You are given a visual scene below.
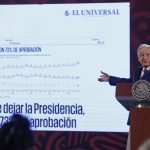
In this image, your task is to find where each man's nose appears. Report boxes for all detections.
[143,54,148,59]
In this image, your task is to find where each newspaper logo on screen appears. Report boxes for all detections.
[132,80,150,101]
[64,9,120,16]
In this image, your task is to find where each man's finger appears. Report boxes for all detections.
[101,71,106,75]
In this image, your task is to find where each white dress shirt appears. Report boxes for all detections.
[141,66,150,77]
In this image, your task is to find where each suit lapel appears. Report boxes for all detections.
[134,67,142,81]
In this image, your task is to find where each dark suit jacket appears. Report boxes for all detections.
[108,66,150,125]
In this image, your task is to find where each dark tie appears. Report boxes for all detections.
[141,69,148,79]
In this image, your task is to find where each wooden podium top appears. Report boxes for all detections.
[116,83,132,97]
[116,82,150,111]
[116,83,142,111]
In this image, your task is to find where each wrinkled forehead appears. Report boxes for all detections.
[137,46,150,55]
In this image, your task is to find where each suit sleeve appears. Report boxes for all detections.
[108,76,133,86]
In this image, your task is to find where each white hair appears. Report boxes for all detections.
[137,44,150,55]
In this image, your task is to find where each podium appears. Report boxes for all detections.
[116,83,150,150]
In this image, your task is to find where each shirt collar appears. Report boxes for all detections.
[143,66,150,71]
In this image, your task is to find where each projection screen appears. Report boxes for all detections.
[0,3,130,132]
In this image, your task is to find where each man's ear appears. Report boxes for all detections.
[137,54,141,64]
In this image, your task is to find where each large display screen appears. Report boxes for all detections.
[0,3,130,132]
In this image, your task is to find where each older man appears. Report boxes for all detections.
[98,43,150,150]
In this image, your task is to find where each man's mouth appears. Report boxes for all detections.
[143,60,148,63]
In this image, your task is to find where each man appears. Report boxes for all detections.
[98,43,150,150]
[98,43,150,123]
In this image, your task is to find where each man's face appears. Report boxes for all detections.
[138,47,150,68]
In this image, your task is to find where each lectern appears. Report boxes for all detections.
[116,82,150,150]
